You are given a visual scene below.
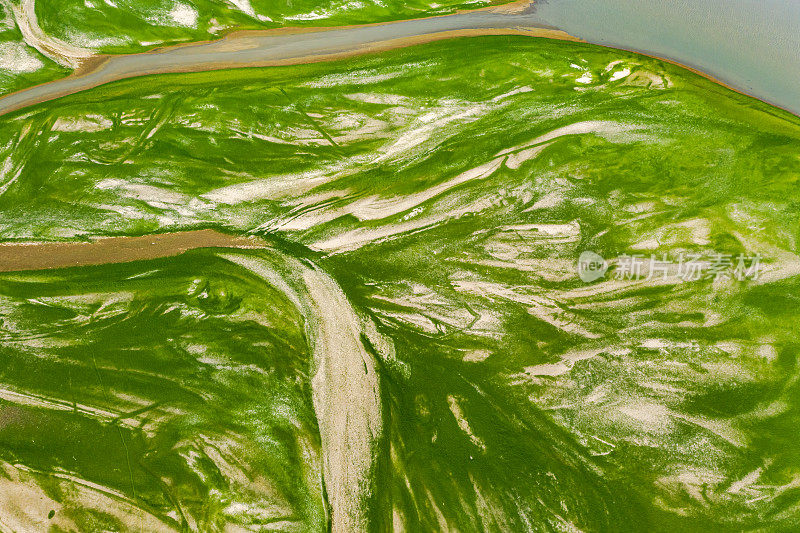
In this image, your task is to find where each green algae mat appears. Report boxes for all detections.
[1,35,800,531]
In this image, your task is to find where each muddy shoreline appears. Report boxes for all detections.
[0,1,582,117]
[0,0,794,119]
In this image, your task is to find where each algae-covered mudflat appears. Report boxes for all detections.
[1,30,800,532]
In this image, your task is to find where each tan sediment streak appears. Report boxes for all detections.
[172,27,579,69]
[0,462,174,532]
[0,233,386,532]
[0,230,261,272]
[300,266,383,533]
[220,252,385,533]
[2,0,94,68]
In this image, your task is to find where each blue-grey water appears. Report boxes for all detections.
[1,0,798,116]
[533,0,800,115]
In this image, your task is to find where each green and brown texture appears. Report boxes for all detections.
[0,0,514,97]
[1,35,800,531]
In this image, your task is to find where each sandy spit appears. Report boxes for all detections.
[0,230,262,272]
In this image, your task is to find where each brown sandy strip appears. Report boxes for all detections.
[0,230,264,272]
[71,0,538,66]
[121,27,581,69]
[267,26,581,60]
[0,26,580,117]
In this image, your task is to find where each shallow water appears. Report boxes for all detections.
[2,1,797,117]
[534,0,800,114]
[0,10,558,116]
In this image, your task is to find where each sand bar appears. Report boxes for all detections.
[0,230,263,272]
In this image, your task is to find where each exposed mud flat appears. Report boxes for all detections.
[0,229,261,271]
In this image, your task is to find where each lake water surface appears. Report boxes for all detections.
[534,0,800,114]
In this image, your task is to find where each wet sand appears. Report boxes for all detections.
[0,230,264,272]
